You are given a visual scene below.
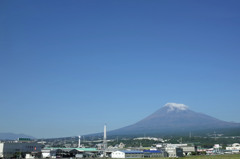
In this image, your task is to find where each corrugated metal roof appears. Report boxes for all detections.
[121,150,144,154]
[44,147,98,152]
[143,150,162,153]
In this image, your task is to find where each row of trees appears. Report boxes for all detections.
[107,136,240,148]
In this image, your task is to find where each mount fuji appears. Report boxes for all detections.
[109,103,240,135]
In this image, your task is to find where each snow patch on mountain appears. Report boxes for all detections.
[164,103,188,111]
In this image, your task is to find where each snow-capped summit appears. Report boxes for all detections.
[164,103,188,111]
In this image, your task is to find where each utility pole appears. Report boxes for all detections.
[214,131,217,141]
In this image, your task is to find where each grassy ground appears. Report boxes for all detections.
[177,154,240,159]
[146,154,240,159]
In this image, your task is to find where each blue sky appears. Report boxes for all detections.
[1,0,240,138]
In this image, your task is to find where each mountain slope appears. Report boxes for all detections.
[0,132,35,140]
[109,103,240,135]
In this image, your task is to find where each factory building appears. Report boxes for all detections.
[41,149,57,158]
[111,151,125,158]
[42,147,98,158]
[143,150,166,158]
[111,150,167,158]
[111,150,144,158]
[164,147,183,158]
[162,143,196,156]
[0,140,42,158]
[179,146,196,155]
[226,143,240,153]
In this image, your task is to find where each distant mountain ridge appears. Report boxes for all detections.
[109,103,240,135]
[0,132,35,140]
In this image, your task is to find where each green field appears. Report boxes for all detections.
[169,154,240,159]
[183,154,240,159]
[145,154,240,159]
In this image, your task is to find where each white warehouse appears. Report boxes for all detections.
[226,143,240,153]
[111,151,144,158]
[111,151,125,158]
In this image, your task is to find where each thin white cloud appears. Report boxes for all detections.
[164,103,188,111]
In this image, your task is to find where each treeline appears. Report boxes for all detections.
[107,136,240,148]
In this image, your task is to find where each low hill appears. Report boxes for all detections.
[0,132,35,140]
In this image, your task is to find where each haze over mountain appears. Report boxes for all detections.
[0,132,35,140]
[109,103,240,135]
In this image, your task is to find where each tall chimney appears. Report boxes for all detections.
[78,136,81,148]
[104,125,107,141]
[103,124,107,156]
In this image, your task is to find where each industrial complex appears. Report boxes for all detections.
[0,125,239,158]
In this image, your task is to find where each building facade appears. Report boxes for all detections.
[226,143,240,153]
[164,147,183,158]
[143,150,166,158]
[180,146,196,155]
[0,142,42,158]
[111,150,144,158]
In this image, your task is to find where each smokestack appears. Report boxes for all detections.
[104,124,107,141]
[78,136,81,148]
[103,124,107,156]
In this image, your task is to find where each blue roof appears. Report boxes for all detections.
[121,151,144,154]
[143,150,162,153]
